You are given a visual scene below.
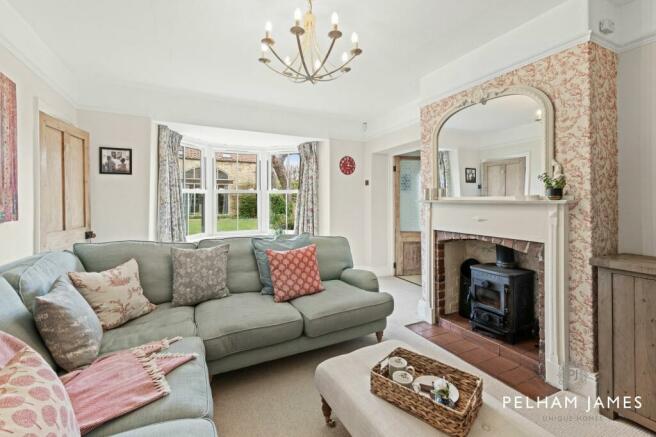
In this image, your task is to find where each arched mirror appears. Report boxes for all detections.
[433,86,555,199]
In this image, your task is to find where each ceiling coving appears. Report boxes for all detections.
[258,0,362,84]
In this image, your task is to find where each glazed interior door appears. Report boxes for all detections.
[39,112,91,251]
[394,156,421,276]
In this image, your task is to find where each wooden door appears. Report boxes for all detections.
[394,156,421,276]
[39,112,90,251]
[481,157,526,196]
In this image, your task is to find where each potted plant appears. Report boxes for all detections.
[537,172,566,200]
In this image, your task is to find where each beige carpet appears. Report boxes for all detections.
[212,278,649,437]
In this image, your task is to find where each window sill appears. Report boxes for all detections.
[186,230,274,242]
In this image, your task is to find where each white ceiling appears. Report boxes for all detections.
[167,122,318,149]
[8,0,567,120]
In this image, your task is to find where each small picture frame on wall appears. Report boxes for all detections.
[99,147,132,175]
[465,168,476,183]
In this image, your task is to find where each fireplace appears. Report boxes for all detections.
[469,246,535,344]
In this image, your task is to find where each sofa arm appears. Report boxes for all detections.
[340,269,379,292]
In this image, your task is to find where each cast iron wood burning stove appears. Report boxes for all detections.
[469,246,534,343]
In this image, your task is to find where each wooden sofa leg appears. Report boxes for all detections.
[321,396,336,427]
[376,331,384,343]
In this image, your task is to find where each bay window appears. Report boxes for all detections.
[179,143,299,238]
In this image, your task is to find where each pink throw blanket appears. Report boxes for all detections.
[61,337,196,435]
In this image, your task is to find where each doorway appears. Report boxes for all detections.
[481,156,527,196]
[393,152,421,286]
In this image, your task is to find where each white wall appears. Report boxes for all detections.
[76,110,154,243]
[618,41,656,256]
[328,139,367,266]
[0,42,76,264]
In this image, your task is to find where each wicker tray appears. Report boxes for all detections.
[370,347,483,437]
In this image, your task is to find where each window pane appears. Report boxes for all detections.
[270,193,297,232]
[184,193,205,235]
[183,147,203,189]
[237,154,258,190]
[215,152,257,190]
[216,152,237,190]
[217,193,258,232]
[271,153,300,190]
[238,194,258,230]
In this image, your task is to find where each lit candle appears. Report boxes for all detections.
[341,52,349,63]
[331,12,339,29]
[294,8,302,26]
[265,21,273,37]
[351,32,359,48]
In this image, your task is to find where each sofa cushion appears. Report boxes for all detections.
[289,280,394,337]
[198,237,263,293]
[311,236,354,280]
[0,277,56,368]
[110,418,217,437]
[73,241,197,304]
[172,244,230,306]
[252,233,311,294]
[99,303,196,354]
[70,259,156,330]
[195,293,303,361]
[0,251,85,312]
[268,244,324,302]
[34,277,103,371]
[86,337,213,437]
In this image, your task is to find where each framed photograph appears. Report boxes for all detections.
[465,167,476,183]
[99,147,132,175]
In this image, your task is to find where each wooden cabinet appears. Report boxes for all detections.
[592,254,656,432]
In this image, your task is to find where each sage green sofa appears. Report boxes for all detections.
[0,236,394,436]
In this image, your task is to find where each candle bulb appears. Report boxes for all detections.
[294,8,302,26]
[351,32,359,47]
[341,52,349,63]
[265,21,273,36]
[261,43,269,53]
[314,59,321,71]
[284,56,291,66]
[331,12,339,29]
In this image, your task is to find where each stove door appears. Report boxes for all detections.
[470,279,506,315]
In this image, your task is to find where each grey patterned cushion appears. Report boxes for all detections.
[33,276,103,371]
[172,244,230,306]
[252,233,311,295]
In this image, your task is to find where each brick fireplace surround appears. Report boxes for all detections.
[435,231,545,375]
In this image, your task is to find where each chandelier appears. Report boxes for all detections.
[258,0,362,84]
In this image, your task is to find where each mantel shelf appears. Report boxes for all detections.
[423,197,575,206]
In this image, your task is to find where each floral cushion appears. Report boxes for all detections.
[33,277,103,372]
[69,259,156,330]
[171,244,230,306]
[266,244,324,303]
[0,331,80,436]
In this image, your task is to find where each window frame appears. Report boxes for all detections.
[180,141,300,241]
[179,142,209,239]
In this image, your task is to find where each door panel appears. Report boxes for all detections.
[482,157,526,196]
[394,156,422,276]
[39,113,90,251]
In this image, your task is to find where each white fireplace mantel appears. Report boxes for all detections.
[419,199,573,391]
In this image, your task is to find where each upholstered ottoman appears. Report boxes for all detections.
[314,340,552,437]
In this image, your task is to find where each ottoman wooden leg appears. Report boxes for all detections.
[376,331,384,343]
[321,396,336,427]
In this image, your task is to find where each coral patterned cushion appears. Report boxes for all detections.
[0,331,80,436]
[69,259,156,330]
[266,244,325,303]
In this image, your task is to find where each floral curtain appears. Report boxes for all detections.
[438,150,451,196]
[294,142,319,235]
[157,125,186,242]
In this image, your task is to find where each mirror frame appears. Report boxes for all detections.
[430,85,557,200]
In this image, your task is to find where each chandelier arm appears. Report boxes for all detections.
[263,62,311,83]
[268,45,306,78]
[314,54,357,80]
[295,33,315,83]
[316,37,337,74]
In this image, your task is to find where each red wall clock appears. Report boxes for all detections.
[339,156,356,175]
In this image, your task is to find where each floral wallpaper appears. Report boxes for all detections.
[420,42,618,372]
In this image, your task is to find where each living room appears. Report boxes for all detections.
[0,0,655,436]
